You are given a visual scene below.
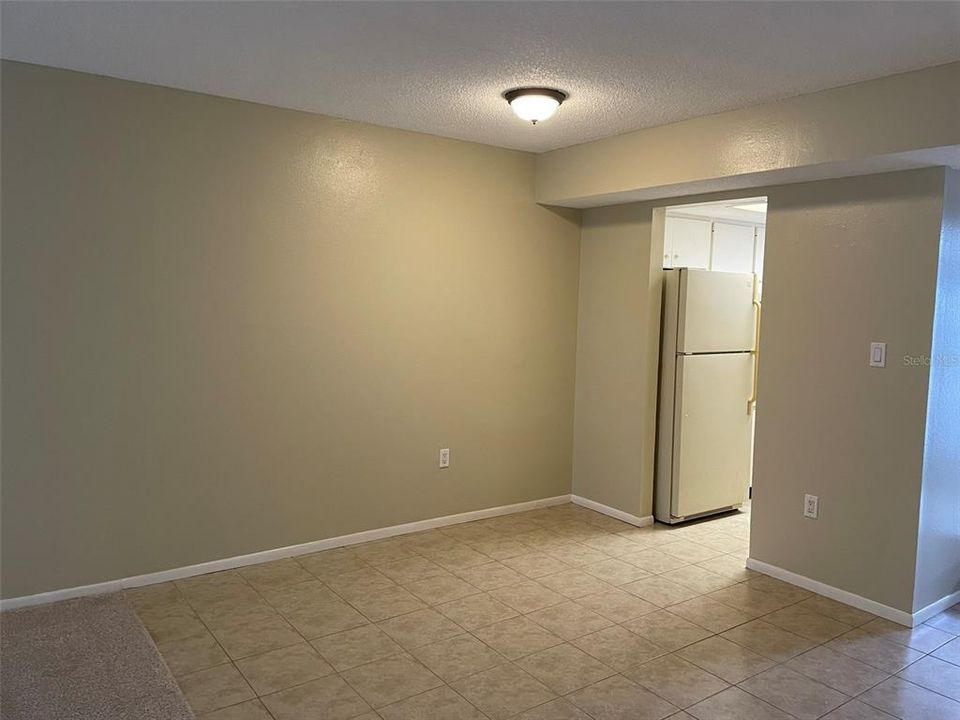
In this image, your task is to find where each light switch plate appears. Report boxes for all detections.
[804,494,819,519]
[439,448,450,468]
[869,342,887,368]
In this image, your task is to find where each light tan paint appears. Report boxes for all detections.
[912,168,960,612]
[0,61,581,598]
[536,62,960,207]
[573,170,945,613]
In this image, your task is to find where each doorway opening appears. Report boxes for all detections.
[653,197,767,535]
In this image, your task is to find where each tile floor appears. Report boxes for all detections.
[127,502,960,720]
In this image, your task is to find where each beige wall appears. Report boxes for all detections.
[913,168,960,612]
[572,170,947,614]
[572,205,662,518]
[536,62,960,207]
[752,169,944,613]
[0,61,581,599]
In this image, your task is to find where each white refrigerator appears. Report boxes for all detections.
[655,268,758,524]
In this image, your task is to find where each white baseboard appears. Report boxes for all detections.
[571,495,654,528]
[1,494,572,611]
[746,558,915,627]
[912,587,960,626]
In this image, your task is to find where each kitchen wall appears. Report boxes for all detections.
[1,61,581,599]
[572,169,947,615]
[912,168,960,613]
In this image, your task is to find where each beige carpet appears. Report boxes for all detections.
[0,593,194,720]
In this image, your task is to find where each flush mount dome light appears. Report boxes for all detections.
[504,87,568,124]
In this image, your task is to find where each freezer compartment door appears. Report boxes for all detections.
[672,353,753,519]
[678,269,756,353]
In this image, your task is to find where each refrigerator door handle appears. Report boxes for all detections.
[748,298,762,414]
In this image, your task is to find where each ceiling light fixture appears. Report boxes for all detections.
[504,88,568,125]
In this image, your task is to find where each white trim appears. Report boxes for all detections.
[571,495,654,528]
[1,494,571,611]
[746,558,915,627]
[912,587,960,626]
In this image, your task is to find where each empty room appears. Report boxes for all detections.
[1,2,959,719]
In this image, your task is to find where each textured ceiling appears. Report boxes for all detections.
[2,1,958,153]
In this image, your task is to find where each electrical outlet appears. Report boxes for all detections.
[439,448,450,468]
[804,494,819,519]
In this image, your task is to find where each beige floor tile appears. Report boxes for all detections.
[658,541,723,564]
[341,654,443,707]
[695,556,758,583]
[472,616,564,660]
[180,663,257,714]
[326,567,396,598]
[705,585,790,618]
[826,628,925,673]
[568,674,678,720]
[677,636,774,684]
[488,580,565,613]
[281,599,368,639]
[686,686,792,719]
[741,576,811,604]
[261,674,371,720]
[437,593,517,630]
[257,580,339,613]
[668,597,752,633]
[198,698,273,719]
[502,553,571,578]
[858,676,960,720]
[797,595,875,627]
[925,604,960,634]
[545,543,612,567]
[624,654,728,708]
[661,566,737,594]
[861,617,955,653]
[354,539,416,566]
[377,608,463,649]
[235,642,334,695]
[820,698,898,719]
[177,571,250,600]
[516,697,592,719]
[411,633,506,682]
[377,556,448,584]
[897,655,960,701]
[578,589,659,624]
[211,615,303,660]
[378,685,487,719]
[512,529,567,551]
[572,625,667,671]
[517,643,616,694]
[581,534,644,557]
[451,663,556,720]
[582,558,651,585]
[785,645,890,696]
[721,619,815,662]
[426,545,493,571]
[311,624,403,671]
[198,599,280,634]
[934,636,960,666]
[621,576,701,608]
[527,600,614,640]
[126,582,185,611]
[538,569,616,599]
[297,551,368,581]
[621,549,691,573]
[139,602,209,643]
[623,610,713,652]
[693,534,749,556]
[347,585,427,622]
[762,604,852,643]
[454,562,526,590]
[157,629,230,676]
[739,665,849,720]
[239,560,313,589]
[467,537,532,561]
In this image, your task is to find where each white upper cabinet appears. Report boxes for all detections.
[711,222,756,273]
[664,216,711,269]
